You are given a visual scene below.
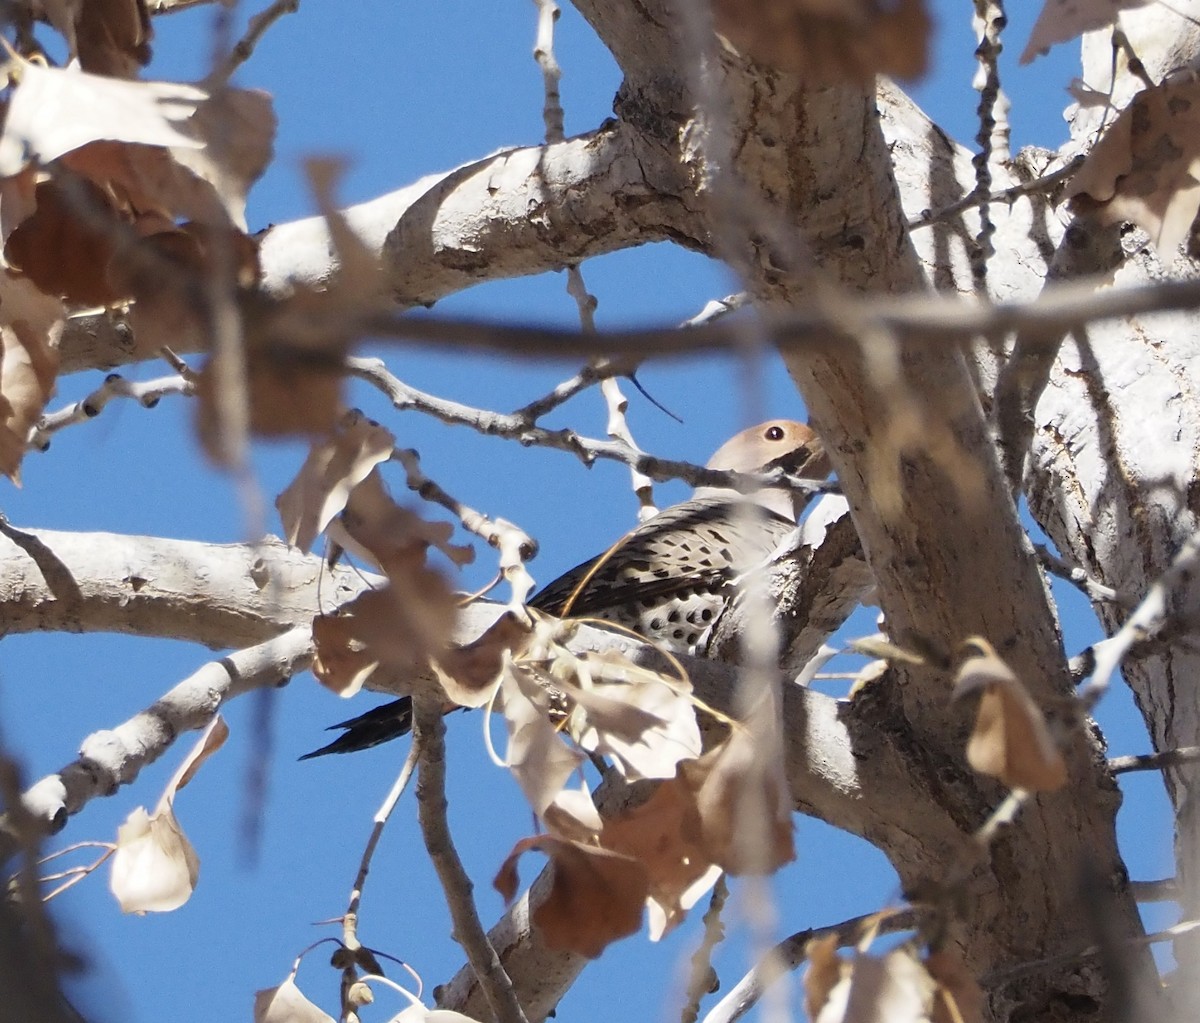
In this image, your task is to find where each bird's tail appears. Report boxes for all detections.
[299,697,414,759]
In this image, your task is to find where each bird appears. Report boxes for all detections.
[301,419,830,759]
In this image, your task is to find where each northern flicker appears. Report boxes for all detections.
[301,419,829,758]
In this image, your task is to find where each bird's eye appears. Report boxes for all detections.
[765,425,786,441]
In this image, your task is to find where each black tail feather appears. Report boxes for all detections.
[299,696,414,759]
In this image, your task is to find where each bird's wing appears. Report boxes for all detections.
[529,497,796,618]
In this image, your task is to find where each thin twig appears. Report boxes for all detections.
[907,156,1085,230]
[1034,543,1127,605]
[1129,878,1178,902]
[1109,746,1200,775]
[968,0,1009,290]
[413,700,529,1023]
[340,741,421,997]
[212,0,299,83]
[680,874,730,1023]
[680,294,750,328]
[983,917,1200,988]
[347,355,829,497]
[27,372,195,451]
[531,0,564,144]
[392,448,537,606]
[511,362,621,422]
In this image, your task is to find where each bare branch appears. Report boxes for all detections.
[907,156,1085,231]
[341,742,421,982]
[413,699,529,1023]
[1110,746,1200,774]
[4,627,313,854]
[680,874,729,1023]
[347,355,829,496]
[212,0,299,83]
[1034,543,1128,605]
[29,371,194,452]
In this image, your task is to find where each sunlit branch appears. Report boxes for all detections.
[212,0,299,83]
[29,372,194,452]
[341,742,421,986]
[1033,543,1127,605]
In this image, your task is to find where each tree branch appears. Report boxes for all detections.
[3,626,313,858]
[413,699,529,1023]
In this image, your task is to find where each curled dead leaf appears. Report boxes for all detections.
[109,715,227,913]
[253,976,336,1023]
[0,62,275,230]
[954,638,1067,792]
[311,611,379,697]
[494,835,649,958]
[679,726,796,875]
[435,611,533,707]
[559,652,702,782]
[500,659,584,819]
[601,778,722,940]
[275,411,396,553]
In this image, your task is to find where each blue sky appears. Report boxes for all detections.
[0,2,1174,1022]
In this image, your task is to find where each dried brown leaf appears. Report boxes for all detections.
[314,583,455,687]
[926,948,985,1023]
[601,778,721,939]
[0,271,63,483]
[1064,76,1200,257]
[75,0,152,77]
[328,469,473,573]
[311,612,379,697]
[1021,0,1151,64]
[955,639,1067,792]
[39,0,152,77]
[0,62,274,229]
[275,412,396,552]
[711,0,929,83]
[196,347,343,453]
[494,835,648,958]
[680,727,796,875]
[435,611,533,708]
[4,179,125,305]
